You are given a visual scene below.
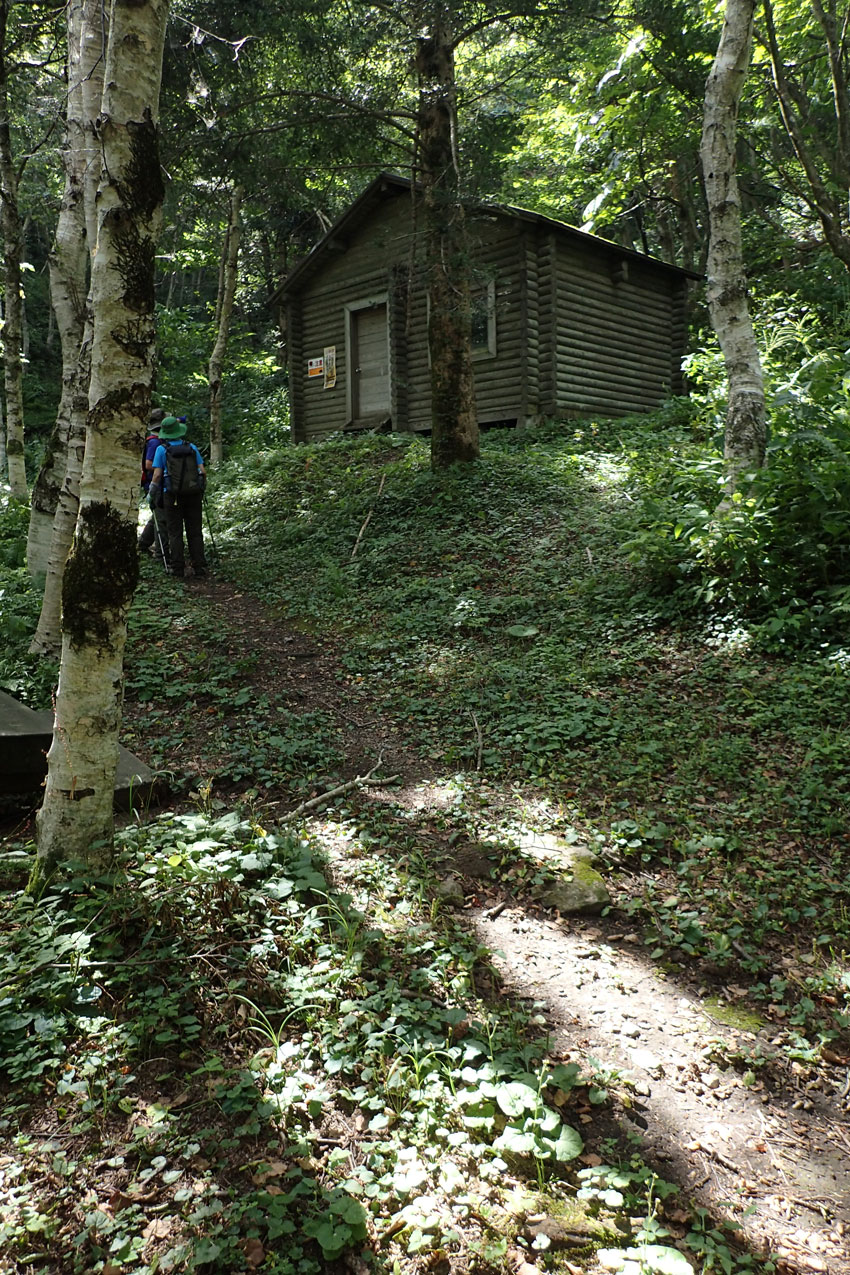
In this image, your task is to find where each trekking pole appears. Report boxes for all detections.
[202,493,219,562]
[153,515,171,574]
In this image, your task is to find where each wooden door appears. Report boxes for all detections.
[352,303,389,419]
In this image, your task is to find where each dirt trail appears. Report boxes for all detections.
[170,577,850,1273]
[473,905,850,1272]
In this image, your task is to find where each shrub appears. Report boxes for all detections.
[626,333,850,644]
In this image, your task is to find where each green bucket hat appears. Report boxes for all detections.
[159,416,187,441]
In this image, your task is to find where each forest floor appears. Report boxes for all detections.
[4,425,850,1275]
[120,569,850,1275]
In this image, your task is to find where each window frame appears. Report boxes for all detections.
[469,278,497,360]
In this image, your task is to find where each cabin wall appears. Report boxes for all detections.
[552,241,680,417]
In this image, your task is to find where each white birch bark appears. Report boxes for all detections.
[29,0,105,646]
[700,0,766,493]
[0,0,27,500]
[208,184,242,467]
[36,0,169,874]
[26,0,90,578]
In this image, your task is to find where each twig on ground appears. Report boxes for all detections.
[701,1145,745,1175]
[469,709,483,770]
[783,1195,838,1217]
[350,472,386,559]
[283,756,398,820]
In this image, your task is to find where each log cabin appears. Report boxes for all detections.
[281,173,698,440]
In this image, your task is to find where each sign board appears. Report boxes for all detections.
[307,357,324,378]
[323,346,337,389]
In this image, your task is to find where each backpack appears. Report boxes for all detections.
[164,442,203,496]
[140,434,159,486]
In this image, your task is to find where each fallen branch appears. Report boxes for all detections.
[283,758,399,821]
[350,472,386,559]
[469,709,484,771]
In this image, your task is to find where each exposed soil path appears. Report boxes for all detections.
[474,906,850,1272]
[134,575,850,1274]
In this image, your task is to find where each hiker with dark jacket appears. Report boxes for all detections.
[138,408,169,562]
[149,417,208,579]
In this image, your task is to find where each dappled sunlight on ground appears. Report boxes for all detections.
[305,780,850,1274]
[468,906,850,1270]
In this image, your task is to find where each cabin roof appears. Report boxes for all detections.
[281,171,702,295]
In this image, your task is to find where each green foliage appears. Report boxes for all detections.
[195,410,850,1053]
[623,324,850,643]
[0,387,833,1275]
[0,810,599,1272]
[0,494,57,707]
[155,307,289,455]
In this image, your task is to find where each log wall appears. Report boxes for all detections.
[553,242,682,416]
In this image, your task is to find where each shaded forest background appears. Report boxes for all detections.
[5,0,850,463]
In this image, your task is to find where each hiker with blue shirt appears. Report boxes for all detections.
[138,407,169,563]
[149,417,208,579]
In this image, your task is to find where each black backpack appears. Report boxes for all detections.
[164,442,202,496]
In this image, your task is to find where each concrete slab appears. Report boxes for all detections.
[0,690,162,810]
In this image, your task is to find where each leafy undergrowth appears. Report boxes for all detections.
[209,421,850,1053]
[122,591,346,799]
[0,812,736,1275]
[2,408,849,1273]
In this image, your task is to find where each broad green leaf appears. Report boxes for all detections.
[494,1124,537,1154]
[598,1245,693,1275]
[494,1080,539,1116]
[552,1123,584,1162]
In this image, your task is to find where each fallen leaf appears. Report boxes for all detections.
[241,1237,265,1268]
[251,1159,288,1184]
[507,1247,538,1275]
[143,1217,173,1241]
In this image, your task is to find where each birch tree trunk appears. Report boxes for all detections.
[208,184,242,467]
[35,0,168,877]
[0,0,28,500]
[30,0,107,652]
[700,0,766,492]
[26,0,90,578]
[415,9,479,472]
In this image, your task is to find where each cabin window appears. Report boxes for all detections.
[424,278,496,362]
[470,279,497,359]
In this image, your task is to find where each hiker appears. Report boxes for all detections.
[149,417,209,579]
[138,408,170,563]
